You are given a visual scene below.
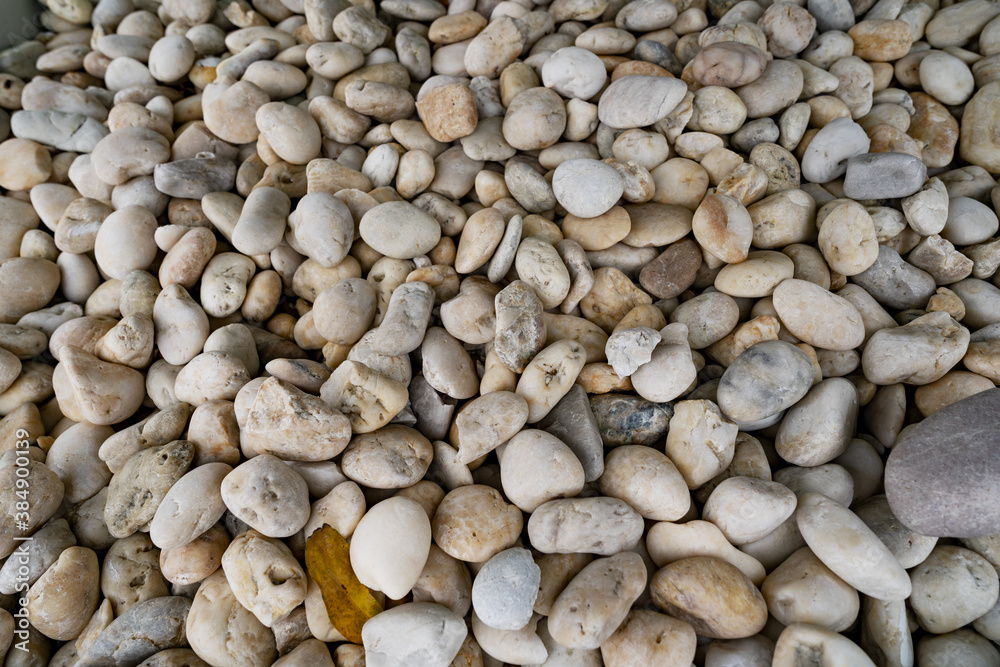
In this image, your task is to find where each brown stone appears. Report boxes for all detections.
[416,84,478,143]
[848,20,913,61]
[909,92,959,169]
[639,238,702,299]
[650,556,767,639]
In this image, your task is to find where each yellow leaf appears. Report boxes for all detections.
[305,525,383,644]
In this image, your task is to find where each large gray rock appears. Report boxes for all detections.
[842,153,927,200]
[886,389,1000,537]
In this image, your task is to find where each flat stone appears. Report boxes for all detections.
[80,596,192,666]
[638,238,702,299]
[11,109,109,152]
[851,245,936,311]
[842,153,927,200]
[494,280,546,373]
[589,393,672,447]
[471,548,540,631]
[885,388,1000,537]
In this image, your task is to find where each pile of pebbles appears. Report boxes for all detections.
[2,0,1000,663]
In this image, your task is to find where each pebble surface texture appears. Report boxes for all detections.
[1,0,1000,664]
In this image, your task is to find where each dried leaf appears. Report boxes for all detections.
[305,525,383,644]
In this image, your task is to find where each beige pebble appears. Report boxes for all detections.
[222,529,307,627]
[187,569,277,667]
[350,496,431,600]
[149,462,230,550]
[500,430,584,512]
[528,496,644,556]
[432,485,523,562]
[320,360,408,433]
[516,339,586,422]
[221,455,310,538]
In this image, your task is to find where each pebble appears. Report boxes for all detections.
[104,440,193,539]
[886,389,1000,537]
[81,596,192,667]
[861,311,970,385]
[471,547,540,631]
[548,552,646,650]
[801,117,871,184]
[541,47,607,101]
[551,159,624,219]
[362,602,467,667]
[650,556,767,639]
[597,75,688,129]
[528,497,644,555]
[796,493,912,601]
[716,340,815,423]
[773,279,864,351]
[842,153,928,201]
[851,245,937,311]
[350,496,431,600]
[909,545,1000,634]
[221,455,310,538]
[360,201,442,259]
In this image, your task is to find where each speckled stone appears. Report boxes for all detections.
[886,388,1000,538]
[638,238,702,300]
[589,394,672,447]
[842,153,927,201]
[716,340,815,423]
[851,245,936,311]
[471,548,540,631]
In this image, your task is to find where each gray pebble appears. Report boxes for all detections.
[970,321,1000,342]
[11,109,110,152]
[104,440,194,539]
[536,384,605,482]
[842,153,928,200]
[153,156,237,199]
[494,280,546,373]
[597,75,688,130]
[488,214,522,283]
[634,40,682,76]
[949,278,1000,329]
[717,340,815,423]
[0,519,75,594]
[79,596,192,667]
[605,327,661,377]
[731,117,780,154]
[504,162,554,213]
[807,0,855,31]
[851,245,937,310]
[471,547,540,631]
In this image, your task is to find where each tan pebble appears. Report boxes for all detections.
[432,485,523,562]
[651,556,767,639]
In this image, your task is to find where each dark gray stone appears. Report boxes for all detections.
[79,596,192,667]
[589,393,672,448]
[634,39,682,76]
[842,152,927,200]
[885,388,1000,538]
[537,384,605,482]
[808,0,855,32]
[851,245,937,311]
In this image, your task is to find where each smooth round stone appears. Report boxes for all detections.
[713,251,792,299]
[917,629,1000,666]
[775,378,859,467]
[638,238,701,300]
[471,548,540,631]
[350,497,431,600]
[919,51,975,105]
[854,495,937,569]
[942,196,1000,246]
[599,445,690,522]
[851,245,936,311]
[800,117,871,184]
[842,153,928,200]
[772,279,864,351]
[949,278,1000,329]
[716,340,815,423]
[909,545,999,634]
[362,602,467,667]
[885,388,1000,538]
[541,47,607,101]
[796,493,912,601]
[650,556,767,640]
[359,201,442,259]
[597,75,688,130]
[703,477,797,545]
[761,546,860,632]
[552,159,624,219]
[589,394,671,447]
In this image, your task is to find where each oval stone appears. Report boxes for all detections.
[359,201,442,259]
[716,340,815,423]
[772,279,865,351]
[885,388,1000,538]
